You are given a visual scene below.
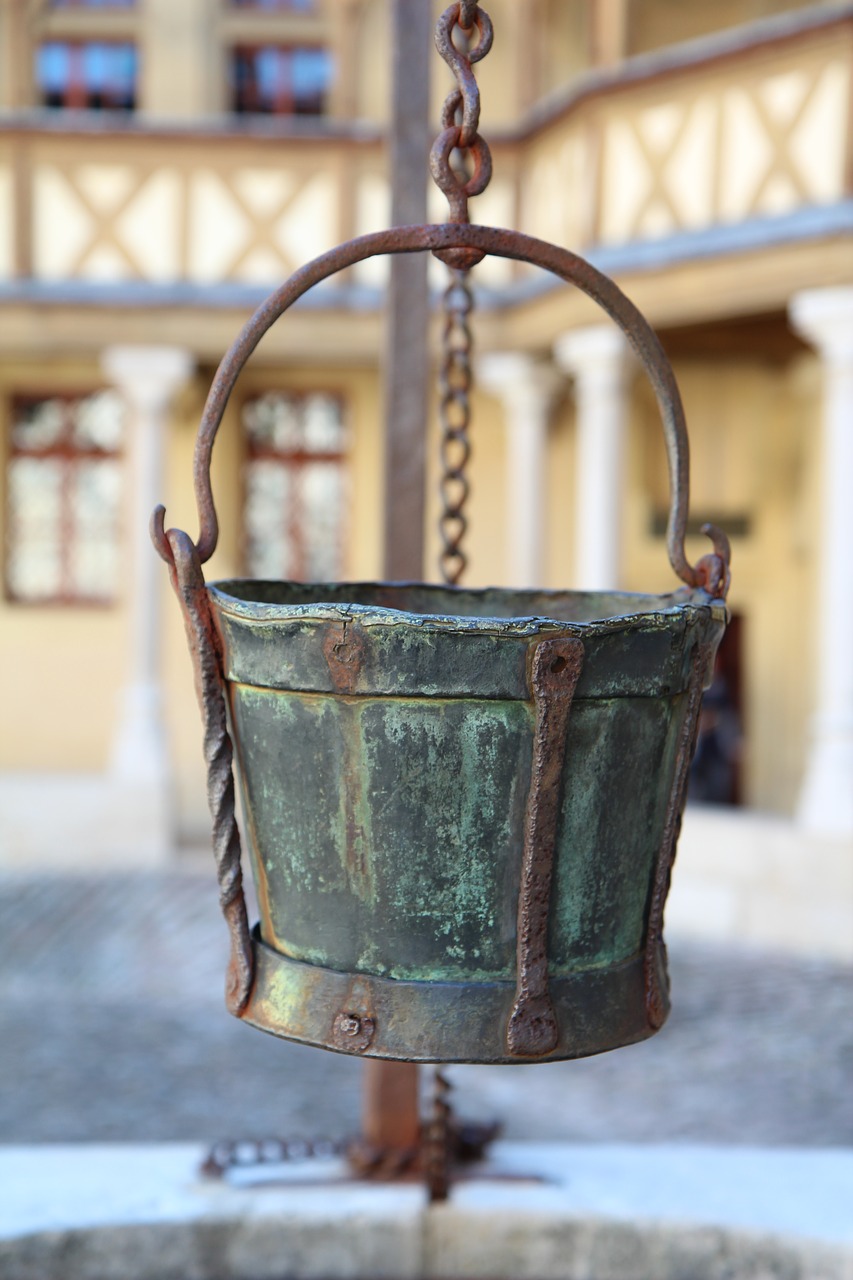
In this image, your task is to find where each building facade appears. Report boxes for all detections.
[1,0,851,955]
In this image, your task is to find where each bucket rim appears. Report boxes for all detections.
[207,578,726,635]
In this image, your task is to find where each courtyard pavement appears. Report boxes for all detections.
[1,864,851,1147]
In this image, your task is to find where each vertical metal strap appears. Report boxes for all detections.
[644,642,708,1029]
[507,635,584,1057]
[165,527,254,1017]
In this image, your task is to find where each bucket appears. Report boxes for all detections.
[153,223,730,1065]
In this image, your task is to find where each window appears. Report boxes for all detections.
[36,41,137,110]
[5,392,125,605]
[51,1,136,8]
[230,45,332,115]
[242,392,347,581]
[231,1,315,8]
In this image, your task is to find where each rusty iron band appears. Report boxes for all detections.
[507,636,584,1057]
[150,224,729,602]
[242,930,661,1064]
[160,526,254,1016]
[644,642,709,1029]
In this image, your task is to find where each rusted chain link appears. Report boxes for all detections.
[459,0,478,29]
[431,3,489,578]
[201,1136,346,1179]
[438,270,475,585]
[423,1068,452,1202]
[200,1110,499,1192]
[201,1132,421,1184]
[431,3,492,271]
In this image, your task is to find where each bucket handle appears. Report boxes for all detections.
[152,222,730,600]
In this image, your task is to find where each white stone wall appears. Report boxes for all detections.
[668,806,853,961]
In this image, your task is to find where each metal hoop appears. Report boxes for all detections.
[151,222,730,598]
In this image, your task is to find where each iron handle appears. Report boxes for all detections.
[151,222,730,600]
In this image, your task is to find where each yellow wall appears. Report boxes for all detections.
[625,351,820,814]
[0,320,832,828]
[628,0,848,56]
[0,357,127,771]
[0,0,844,838]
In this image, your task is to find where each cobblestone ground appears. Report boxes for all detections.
[1,867,851,1147]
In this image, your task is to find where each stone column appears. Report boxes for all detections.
[789,288,853,838]
[102,346,194,855]
[555,326,633,591]
[479,354,563,588]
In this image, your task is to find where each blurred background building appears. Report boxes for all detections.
[0,0,850,957]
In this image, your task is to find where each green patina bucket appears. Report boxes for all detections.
[153,224,731,1065]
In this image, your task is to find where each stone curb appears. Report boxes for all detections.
[3,1215,853,1280]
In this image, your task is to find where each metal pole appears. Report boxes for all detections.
[363,0,432,1156]
[382,0,431,579]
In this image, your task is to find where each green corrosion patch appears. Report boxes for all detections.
[354,697,532,981]
[232,685,535,981]
[229,679,690,987]
[230,686,375,967]
[549,693,678,972]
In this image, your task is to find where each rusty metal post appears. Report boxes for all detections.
[362,1059,421,1153]
[382,0,431,579]
[365,0,433,1157]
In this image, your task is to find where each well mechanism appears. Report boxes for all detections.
[152,0,731,1202]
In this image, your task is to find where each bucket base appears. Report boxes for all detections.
[239,931,666,1064]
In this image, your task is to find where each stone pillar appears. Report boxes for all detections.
[102,346,194,856]
[479,354,563,588]
[555,326,633,591]
[789,288,853,838]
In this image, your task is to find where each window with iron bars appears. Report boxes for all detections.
[5,392,125,605]
[36,41,137,110]
[230,45,332,115]
[242,392,348,582]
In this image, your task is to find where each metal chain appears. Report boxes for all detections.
[459,0,478,28]
[430,4,492,582]
[423,1068,453,1201]
[430,3,493,227]
[201,1133,421,1182]
[201,1136,346,1178]
[438,270,474,585]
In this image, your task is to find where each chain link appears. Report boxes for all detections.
[200,1135,346,1178]
[423,1068,452,1201]
[430,4,491,582]
[430,4,493,228]
[438,270,474,585]
[459,0,478,30]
